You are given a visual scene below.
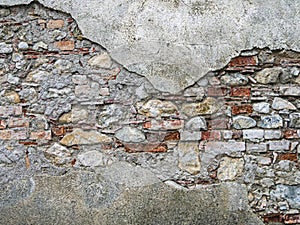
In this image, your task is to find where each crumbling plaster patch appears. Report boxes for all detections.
[1,0,300,93]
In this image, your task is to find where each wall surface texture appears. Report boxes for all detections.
[0,1,299,225]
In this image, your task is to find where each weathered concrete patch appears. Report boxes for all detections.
[0,166,263,225]
[1,0,299,93]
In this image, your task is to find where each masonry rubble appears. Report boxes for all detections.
[0,3,299,225]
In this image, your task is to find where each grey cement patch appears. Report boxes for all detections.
[1,0,299,93]
[0,165,263,225]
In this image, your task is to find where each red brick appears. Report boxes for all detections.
[201,131,221,140]
[283,130,299,139]
[207,87,228,96]
[284,214,300,224]
[230,87,251,97]
[164,131,180,141]
[228,56,258,67]
[0,130,11,139]
[0,120,6,129]
[124,142,168,153]
[52,126,66,136]
[54,40,75,51]
[30,131,51,140]
[19,141,38,146]
[0,129,27,140]
[8,118,29,128]
[263,214,283,223]
[47,19,64,29]
[232,104,253,115]
[277,153,298,162]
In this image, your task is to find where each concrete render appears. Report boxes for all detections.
[1,0,299,93]
[0,161,263,225]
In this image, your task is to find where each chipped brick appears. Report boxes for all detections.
[47,19,64,29]
[30,131,52,140]
[207,86,228,96]
[54,40,75,51]
[143,119,184,130]
[124,142,167,153]
[8,118,29,128]
[52,126,66,136]
[0,120,6,129]
[283,130,299,139]
[0,106,22,117]
[228,56,258,67]
[277,153,298,162]
[284,214,300,224]
[207,118,229,129]
[164,131,180,141]
[201,130,221,140]
[231,104,253,115]
[230,87,251,97]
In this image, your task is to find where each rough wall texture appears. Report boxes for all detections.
[0,2,299,225]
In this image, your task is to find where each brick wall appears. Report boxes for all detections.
[0,3,299,224]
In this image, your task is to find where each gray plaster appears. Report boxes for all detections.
[1,0,299,93]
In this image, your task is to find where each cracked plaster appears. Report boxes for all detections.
[1,0,299,93]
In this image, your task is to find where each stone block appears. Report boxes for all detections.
[243,129,264,139]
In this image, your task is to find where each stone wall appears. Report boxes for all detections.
[0,2,299,225]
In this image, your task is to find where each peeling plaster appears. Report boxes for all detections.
[1,0,299,93]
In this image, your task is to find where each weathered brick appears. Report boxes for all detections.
[228,56,258,67]
[277,153,298,162]
[47,19,64,29]
[201,130,221,140]
[164,131,180,141]
[0,106,22,117]
[283,130,299,139]
[54,40,75,51]
[243,129,264,139]
[230,87,251,97]
[124,142,167,153]
[284,214,300,224]
[232,130,242,139]
[143,119,184,130]
[8,118,29,128]
[52,126,66,136]
[268,140,290,151]
[30,131,52,140]
[207,87,228,96]
[231,104,253,115]
[204,141,246,153]
[0,129,27,140]
[246,143,267,153]
[0,130,11,139]
[180,130,201,141]
[207,118,229,129]
[264,130,281,139]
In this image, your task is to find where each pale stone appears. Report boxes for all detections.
[258,115,283,128]
[4,91,20,103]
[178,141,201,175]
[185,116,207,131]
[115,126,145,143]
[253,102,270,114]
[78,150,113,167]
[88,53,112,68]
[254,67,282,84]
[60,128,112,146]
[220,73,248,86]
[0,42,12,54]
[136,99,178,117]
[182,97,220,117]
[71,108,89,123]
[26,70,50,83]
[44,143,72,165]
[272,97,296,110]
[33,41,48,50]
[58,112,72,124]
[232,116,256,129]
[18,41,29,50]
[217,157,244,181]
[280,86,300,96]
[290,113,300,128]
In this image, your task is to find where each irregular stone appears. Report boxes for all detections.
[271,185,300,209]
[88,53,112,68]
[4,91,20,103]
[280,69,294,83]
[115,126,145,143]
[220,73,248,86]
[185,116,207,131]
[136,99,178,117]
[0,8,10,17]
[0,42,12,54]
[254,67,282,84]
[280,86,300,96]
[232,116,256,129]
[258,115,283,128]
[217,157,244,181]
[58,112,72,124]
[18,41,29,50]
[12,53,23,62]
[44,143,72,165]
[26,70,50,83]
[78,150,113,167]
[290,113,300,128]
[71,108,89,123]
[182,97,220,117]
[33,41,48,50]
[272,97,296,110]
[183,87,205,100]
[180,130,201,141]
[60,129,112,146]
[253,102,270,114]
[177,141,201,175]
